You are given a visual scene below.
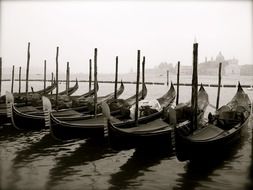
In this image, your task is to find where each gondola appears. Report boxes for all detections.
[1,80,82,126]
[0,82,58,125]
[106,84,208,151]
[43,83,146,140]
[175,82,252,161]
[31,81,57,95]
[0,81,57,104]
[58,79,79,96]
[7,82,124,131]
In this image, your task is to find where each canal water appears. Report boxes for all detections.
[0,75,253,190]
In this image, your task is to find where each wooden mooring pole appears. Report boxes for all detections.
[66,62,70,96]
[0,57,2,96]
[176,61,180,105]
[25,42,30,104]
[89,59,92,92]
[216,62,222,110]
[142,56,145,99]
[51,72,54,95]
[135,50,141,126]
[191,43,198,130]
[94,48,98,117]
[114,56,118,99]
[55,47,59,110]
[44,60,46,94]
[11,65,15,93]
[19,66,21,94]
[166,70,169,86]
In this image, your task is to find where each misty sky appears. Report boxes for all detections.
[0,0,252,74]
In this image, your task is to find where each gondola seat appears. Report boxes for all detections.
[188,124,224,141]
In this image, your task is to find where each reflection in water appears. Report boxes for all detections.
[174,132,248,190]
[1,128,82,190]
[0,124,27,141]
[12,132,68,166]
[46,139,117,189]
[109,149,174,190]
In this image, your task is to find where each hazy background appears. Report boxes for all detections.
[0,0,252,74]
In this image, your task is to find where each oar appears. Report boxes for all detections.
[208,103,216,109]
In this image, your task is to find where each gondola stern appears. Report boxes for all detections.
[199,83,205,91]
[237,82,243,93]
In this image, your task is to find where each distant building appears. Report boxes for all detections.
[240,65,253,76]
[199,52,240,76]
[180,65,192,75]
[146,62,175,76]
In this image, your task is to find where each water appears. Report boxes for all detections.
[1,75,253,190]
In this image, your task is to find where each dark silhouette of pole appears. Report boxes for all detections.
[44,60,46,94]
[135,50,141,126]
[94,48,98,117]
[66,62,70,95]
[55,47,59,110]
[216,62,222,110]
[114,56,118,99]
[11,65,15,93]
[25,42,30,104]
[18,66,21,94]
[176,61,180,105]
[89,59,92,91]
[191,43,198,130]
[142,56,145,99]
[166,70,169,86]
[0,57,2,96]
[51,72,54,95]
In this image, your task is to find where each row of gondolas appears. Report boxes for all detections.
[0,79,252,162]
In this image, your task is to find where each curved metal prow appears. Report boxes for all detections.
[42,96,52,128]
[5,91,14,118]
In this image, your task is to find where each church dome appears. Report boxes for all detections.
[216,51,225,62]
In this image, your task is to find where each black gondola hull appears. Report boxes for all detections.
[0,112,10,125]
[108,121,173,151]
[11,105,46,130]
[49,115,105,140]
[175,114,250,161]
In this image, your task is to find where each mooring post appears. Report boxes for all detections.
[55,47,59,110]
[142,56,145,99]
[94,48,98,117]
[135,50,141,126]
[176,61,180,105]
[18,66,21,94]
[25,42,30,104]
[114,56,118,100]
[44,60,46,94]
[216,62,222,110]
[191,43,198,130]
[66,62,70,96]
[89,59,92,92]
[166,70,169,86]
[0,57,2,96]
[51,72,54,95]
[11,65,15,93]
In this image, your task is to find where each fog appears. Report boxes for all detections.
[0,0,252,74]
